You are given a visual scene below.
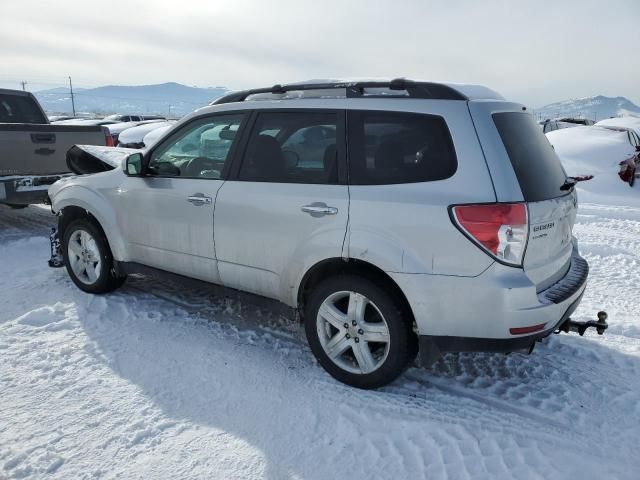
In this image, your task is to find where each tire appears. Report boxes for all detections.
[62,217,126,293]
[304,274,416,389]
[630,168,636,187]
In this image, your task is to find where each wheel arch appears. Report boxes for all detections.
[296,257,417,330]
[56,199,126,261]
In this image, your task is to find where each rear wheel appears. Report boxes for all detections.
[630,168,636,187]
[304,275,415,389]
[62,218,126,293]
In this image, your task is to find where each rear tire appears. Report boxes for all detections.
[630,168,636,187]
[304,274,416,389]
[62,218,126,293]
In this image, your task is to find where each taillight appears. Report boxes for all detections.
[451,203,528,266]
[105,134,114,147]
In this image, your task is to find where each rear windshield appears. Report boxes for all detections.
[493,112,567,202]
[0,94,47,124]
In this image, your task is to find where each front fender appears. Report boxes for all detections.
[50,183,128,262]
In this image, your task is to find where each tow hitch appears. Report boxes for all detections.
[48,227,64,268]
[555,311,608,336]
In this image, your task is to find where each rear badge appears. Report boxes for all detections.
[531,222,555,240]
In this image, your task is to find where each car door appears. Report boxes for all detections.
[214,110,349,301]
[116,112,247,282]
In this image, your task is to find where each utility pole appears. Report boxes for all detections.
[20,81,27,91]
[68,76,76,116]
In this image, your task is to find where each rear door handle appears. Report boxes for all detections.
[30,133,56,144]
[301,202,338,217]
[187,193,212,206]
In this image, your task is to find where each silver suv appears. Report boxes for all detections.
[48,79,588,388]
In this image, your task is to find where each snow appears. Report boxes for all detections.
[596,116,640,136]
[1,201,640,479]
[546,125,639,206]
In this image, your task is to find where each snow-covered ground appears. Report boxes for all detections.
[1,202,639,479]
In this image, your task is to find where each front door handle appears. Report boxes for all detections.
[301,202,338,217]
[187,193,212,206]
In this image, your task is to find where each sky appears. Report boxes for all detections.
[0,0,638,108]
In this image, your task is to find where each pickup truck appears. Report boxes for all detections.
[0,88,111,207]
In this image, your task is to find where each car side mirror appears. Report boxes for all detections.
[125,152,144,176]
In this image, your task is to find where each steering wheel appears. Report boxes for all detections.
[185,157,220,177]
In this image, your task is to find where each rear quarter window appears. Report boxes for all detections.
[347,111,457,185]
[493,112,567,202]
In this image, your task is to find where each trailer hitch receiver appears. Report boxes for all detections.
[556,311,608,336]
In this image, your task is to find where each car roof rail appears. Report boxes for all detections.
[211,78,469,105]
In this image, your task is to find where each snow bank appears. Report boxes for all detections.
[546,126,639,206]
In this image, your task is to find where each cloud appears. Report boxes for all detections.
[1,0,638,106]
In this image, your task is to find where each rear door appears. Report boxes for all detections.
[213,109,349,300]
[469,103,576,290]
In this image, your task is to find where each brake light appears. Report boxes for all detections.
[451,203,528,266]
[105,134,114,147]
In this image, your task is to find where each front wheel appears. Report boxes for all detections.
[62,218,126,293]
[304,275,416,389]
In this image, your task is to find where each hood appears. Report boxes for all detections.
[67,145,141,174]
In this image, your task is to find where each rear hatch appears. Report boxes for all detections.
[469,103,576,290]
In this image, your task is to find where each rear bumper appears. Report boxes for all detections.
[418,290,583,362]
[389,240,588,350]
[0,175,68,206]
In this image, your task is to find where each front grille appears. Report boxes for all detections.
[539,255,589,304]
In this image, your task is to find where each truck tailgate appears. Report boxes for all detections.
[0,123,107,176]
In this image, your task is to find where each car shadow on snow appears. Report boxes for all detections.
[72,274,640,479]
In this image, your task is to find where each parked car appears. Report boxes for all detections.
[103,114,166,123]
[141,124,174,148]
[547,125,640,187]
[117,120,176,149]
[106,119,167,145]
[539,118,588,134]
[49,79,591,388]
[52,118,118,126]
[595,116,640,137]
[0,88,111,206]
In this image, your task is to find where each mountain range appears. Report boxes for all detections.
[534,95,640,121]
[34,82,230,117]
[33,82,640,122]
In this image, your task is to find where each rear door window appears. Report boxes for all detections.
[347,111,457,185]
[493,112,568,202]
[237,111,340,184]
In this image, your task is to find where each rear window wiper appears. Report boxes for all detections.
[561,175,593,191]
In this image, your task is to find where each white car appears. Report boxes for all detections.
[547,125,640,188]
[48,79,602,388]
[117,120,176,149]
